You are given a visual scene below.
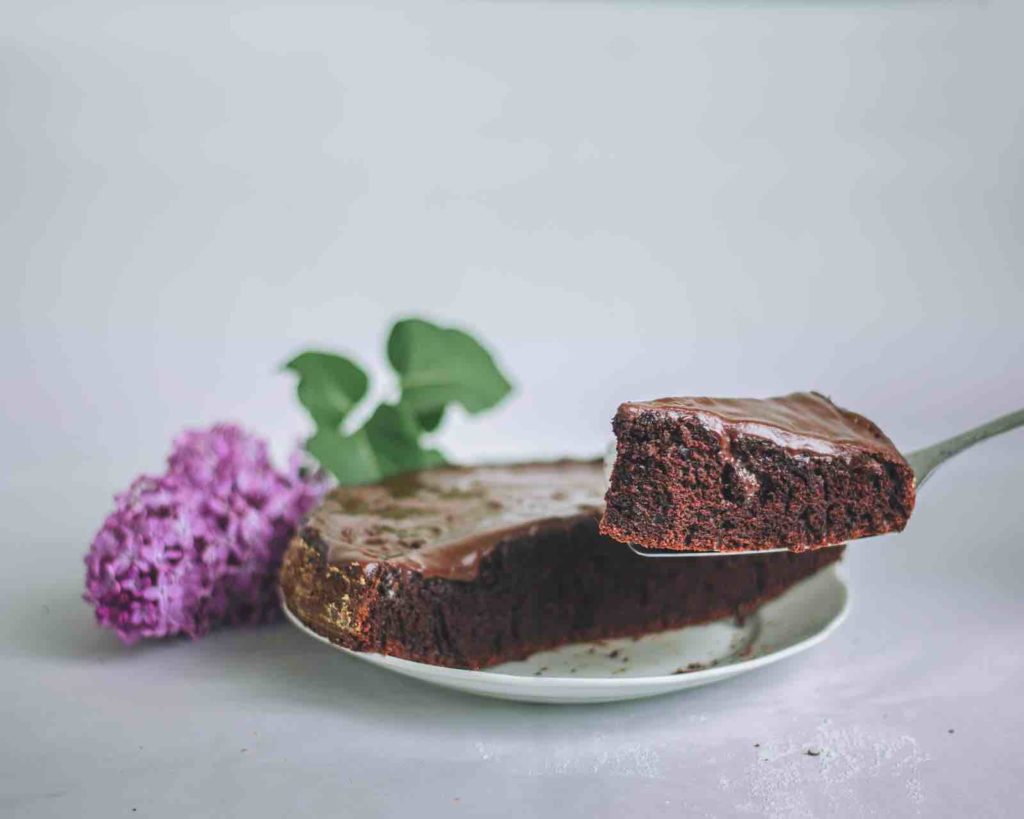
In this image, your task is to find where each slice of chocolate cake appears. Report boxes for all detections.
[601,392,915,553]
[280,460,843,669]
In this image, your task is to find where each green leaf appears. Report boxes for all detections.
[284,351,369,430]
[387,318,513,420]
[290,319,510,486]
[306,427,382,487]
[414,406,445,433]
[307,404,446,486]
[366,403,447,473]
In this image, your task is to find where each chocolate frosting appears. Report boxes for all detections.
[302,460,605,582]
[619,392,903,458]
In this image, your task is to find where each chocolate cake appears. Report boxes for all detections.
[601,392,915,553]
[280,460,843,669]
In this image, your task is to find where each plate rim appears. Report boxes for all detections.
[280,565,849,690]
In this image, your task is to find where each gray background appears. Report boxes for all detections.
[2,1,1022,817]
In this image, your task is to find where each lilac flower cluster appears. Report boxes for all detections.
[84,424,326,644]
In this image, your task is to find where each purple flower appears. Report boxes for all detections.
[84,424,326,644]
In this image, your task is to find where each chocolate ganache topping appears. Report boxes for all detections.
[619,392,903,459]
[300,460,605,582]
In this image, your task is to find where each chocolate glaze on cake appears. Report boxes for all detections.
[280,460,844,669]
[601,392,915,553]
[302,460,605,582]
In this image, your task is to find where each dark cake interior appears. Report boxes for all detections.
[601,392,915,553]
[280,460,843,669]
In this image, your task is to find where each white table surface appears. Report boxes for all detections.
[2,1,1023,816]
[3,443,1023,818]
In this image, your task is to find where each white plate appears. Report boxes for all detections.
[281,566,848,704]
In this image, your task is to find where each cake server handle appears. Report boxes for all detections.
[622,405,1024,558]
[905,407,1024,488]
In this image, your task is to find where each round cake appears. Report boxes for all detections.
[280,460,844,669]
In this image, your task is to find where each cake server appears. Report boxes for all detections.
[617,407,1024,558]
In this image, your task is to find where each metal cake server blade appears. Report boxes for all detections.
[621,407,1024,558]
